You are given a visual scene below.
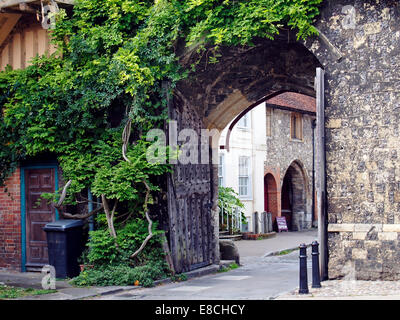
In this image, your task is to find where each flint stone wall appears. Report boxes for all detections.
[311,0,400,280]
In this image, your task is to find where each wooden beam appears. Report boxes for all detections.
[54,0,74,4]
[0,13,21,48]
[0,0,74,10]
[0,1,37,9]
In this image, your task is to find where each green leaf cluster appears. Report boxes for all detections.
[86,218,165,266]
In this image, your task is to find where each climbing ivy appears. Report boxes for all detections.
[0,0,322,185]
[0,0,322,254]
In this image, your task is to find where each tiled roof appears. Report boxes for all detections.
[267,92,316,114]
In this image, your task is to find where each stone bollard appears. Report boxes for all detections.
[267,212,272,233]
[253,212,259,234]
[261,212,267,234]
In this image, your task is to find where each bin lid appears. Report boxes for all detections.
[43,219,84,231]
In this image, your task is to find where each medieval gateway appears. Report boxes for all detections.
[0,0,400,282]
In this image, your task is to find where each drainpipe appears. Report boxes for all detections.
[311,119,316,227]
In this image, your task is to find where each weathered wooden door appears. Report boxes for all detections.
[25,168,56,269]
[167,96,216,273]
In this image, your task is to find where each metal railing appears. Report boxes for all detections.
[219,203,243,234]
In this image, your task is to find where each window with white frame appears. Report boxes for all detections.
[237,113,251,129]
[238,156,251,198]
[218,154,225,187]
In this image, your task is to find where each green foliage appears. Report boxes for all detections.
[86,218,165,266]
[218,262,239,273]
[0,285,57,299]
[218,186,247,228]
[170,273,188,282]
[218,187,245,211]
[278,248,297,255]
[181,0,322,47]
[70,261,168,287]
[71,218,170,287]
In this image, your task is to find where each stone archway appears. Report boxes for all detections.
[167,34,327,273]
[281,160,310,231]
[164,0,400,282]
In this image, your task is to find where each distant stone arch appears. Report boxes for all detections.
[281,160,311,231]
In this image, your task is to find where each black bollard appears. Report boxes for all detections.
[299,243,309,294]
[311,241,321,288]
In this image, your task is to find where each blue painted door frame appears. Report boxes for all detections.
[20,163,59,272]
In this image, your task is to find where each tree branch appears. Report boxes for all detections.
[59,205,104,220]
[101,195,118,239]
[55,179,72,208]
[53,179,104,219]
[130,180,153,259]
[121,116,155,260]
[122,118,132,163]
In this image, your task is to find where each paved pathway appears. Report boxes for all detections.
[0,230,317,300]
[236,229,318,258]
[276,279,400,300]
[91,230,318,300]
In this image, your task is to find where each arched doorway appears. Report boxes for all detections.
[281,161,308,231]
[264,173,278,230]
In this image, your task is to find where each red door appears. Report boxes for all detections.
[25,168,56,270]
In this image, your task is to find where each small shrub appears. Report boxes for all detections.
[171,273,187,282]
[218,262,240,273]
[70,261,168,288]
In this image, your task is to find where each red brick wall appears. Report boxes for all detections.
[0,168,21,271]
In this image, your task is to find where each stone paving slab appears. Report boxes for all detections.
[275,280,400,300]
[1,265,221,300]
[16,285,138,300]
[0,271,72,290]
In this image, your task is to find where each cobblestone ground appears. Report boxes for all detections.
[277,280,400,299]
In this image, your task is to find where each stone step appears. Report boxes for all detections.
[219,260,237,268]
[219,234,242,241]
[241,232,276,240]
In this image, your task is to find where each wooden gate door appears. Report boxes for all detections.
[167,96,216,273]
[24,168,56,270]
